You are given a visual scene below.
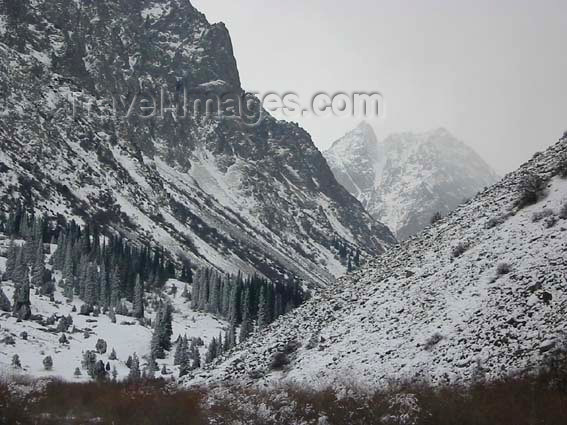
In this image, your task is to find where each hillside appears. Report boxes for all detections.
[0,0,395,287]
[324,123,499,240]
[195,135,567,389]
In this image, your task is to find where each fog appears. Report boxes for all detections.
[192,0,567,173]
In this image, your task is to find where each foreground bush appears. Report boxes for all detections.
[2,363,567,425]
[0,379,206,425]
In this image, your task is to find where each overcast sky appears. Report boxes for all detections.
[191,0,567,174]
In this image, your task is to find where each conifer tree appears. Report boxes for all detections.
[205,337,218,364]
[62,242,74,288]
[98,262,108,308]
[31,241,45,289]
[132,275,144,319]
[110,266,121,307]
[43,356,53,371]
[4,238,17,281]
[128,353,140,381]
[173,336,188,366]
[257,286,269,330]
[224,325,236,351]
[239,311,252,343]
[11,354,21,368]
[82,262,96,305]
[12,246,28,284]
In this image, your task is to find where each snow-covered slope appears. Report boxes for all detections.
[0,235,226,381]
[0,1,395,287]
[195,136,567,389]
[324,123,499,240]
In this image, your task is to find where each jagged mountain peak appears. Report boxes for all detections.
[324,125,499,240]
[0,0,395,286]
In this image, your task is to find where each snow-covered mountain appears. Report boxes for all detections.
[195,135,567,389]
[0,0,395,287]
[324,123,499,240]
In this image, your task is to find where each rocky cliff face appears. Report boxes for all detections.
[324,123,499,240]
[0,0,395,285]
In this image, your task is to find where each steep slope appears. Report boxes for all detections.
[0,0,395,286]
[324,123,499,240]
[196,136,567,389]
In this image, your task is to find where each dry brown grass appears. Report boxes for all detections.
[2,363,567,425]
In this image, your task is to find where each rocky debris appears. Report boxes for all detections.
[189,137,567,389]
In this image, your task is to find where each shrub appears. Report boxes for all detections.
[557,153,567,178]
[270,352,290,370]
[430,212,443,225]
[424,333,444,351]
[532,208,554,222]
[95,338,107,354]
[515,173,544,210]
[560,201,567,219]
[544,215,558,229]
[496,263,511,276]
[451,242,469,258]
[11,354,21,368]
[43,356,53,371]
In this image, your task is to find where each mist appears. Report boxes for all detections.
[192,0,567,174]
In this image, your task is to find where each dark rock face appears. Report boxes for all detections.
[325,123,499,240]
[0,0,395,285]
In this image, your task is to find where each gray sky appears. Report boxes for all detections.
[191,0,567,174]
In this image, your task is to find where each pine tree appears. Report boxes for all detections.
[128,353,140,381]
[93,360,107,381]
[224,325,236,351]
[12,246,28,284]
[205,337,218,364]
[43,356,53,371]
[109,348,117,360]
[110,266,121,307]
[111,365,118,381]
[239,311,252,343]
[132,275,144,319]
[257,286,269,330]
[4,238,17,281]
[84,263,98,305]
[74,367,82,377]
[12,256,31,320]
[173,336,188,366]
[150,325,165,359]
[11,354,21,368]
[62,241,74,287]
[98,262,108,308]
[31,241,45,288]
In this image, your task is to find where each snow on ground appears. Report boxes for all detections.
[192,138,567,390]
[0,238,227,381]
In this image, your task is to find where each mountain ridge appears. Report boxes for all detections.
[324,123,499,240]
[0,0,395,286]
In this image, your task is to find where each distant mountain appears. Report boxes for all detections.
[198,135,567,389]
[324,123,499,240]
[0,0,395,286]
